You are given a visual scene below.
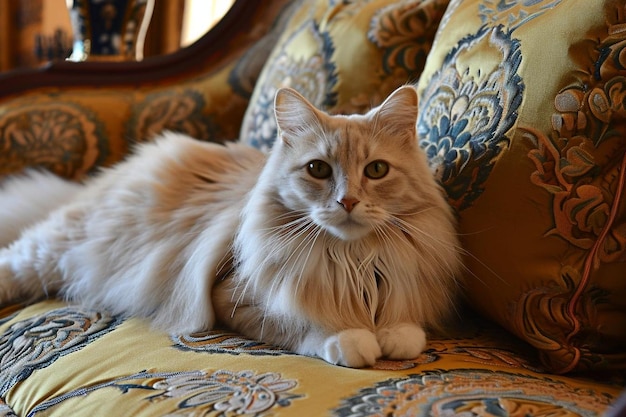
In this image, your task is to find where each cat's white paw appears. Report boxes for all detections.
[377,323,427,360]
[321,329,381,368]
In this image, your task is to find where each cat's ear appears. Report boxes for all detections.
[274,88,322,145]
[373,85,418,139]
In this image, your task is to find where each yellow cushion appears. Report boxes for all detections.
[240,0,449,149]
[416,0,626,372]
[1,301,622,415]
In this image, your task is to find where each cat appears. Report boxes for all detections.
[0,86,461,368]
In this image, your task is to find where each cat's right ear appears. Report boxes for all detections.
[274,88,321,145]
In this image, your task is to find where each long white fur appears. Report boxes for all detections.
[0,86,462,368]
[0,171,84,247]
[0,134,264,333]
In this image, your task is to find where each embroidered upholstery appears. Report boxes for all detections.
[416,0,626,373]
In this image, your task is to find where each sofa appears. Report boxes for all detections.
[0,0,625,415]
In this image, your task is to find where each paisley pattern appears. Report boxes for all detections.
[28,369,301,416]
[0,302,623,415]
[333,370,616,417]
[0,102,107,179]
[525,31,626,259]
[0,306,123,395]
[418,25,523,210]
[172,329,294,356]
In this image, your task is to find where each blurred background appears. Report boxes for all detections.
[0,0,234,71]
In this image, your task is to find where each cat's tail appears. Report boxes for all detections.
[0,170,84,247]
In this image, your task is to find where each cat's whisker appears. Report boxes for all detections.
[387,205,441,218]
[215,249,235,279]
[271,209,309,222]
[390,216,507,286]
[371,224,403,299]
[257,220,318,263]
[259,222,322,338]
[258,215,309,233]
[245,219,319,310]
[269,220,320,284]
[373,222,461,325]
[381,217,461,286]
[253,218,308,251]
[292,227,324,296]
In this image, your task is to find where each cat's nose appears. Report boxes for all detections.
[338,197,360,213]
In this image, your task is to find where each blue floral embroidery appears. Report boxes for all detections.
[0,307,123,396]
[478,0,563,31]
[242,20,338,151]
[418,25,523,210]
[333,370,615,417]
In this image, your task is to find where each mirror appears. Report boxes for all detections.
[0,0,235,72]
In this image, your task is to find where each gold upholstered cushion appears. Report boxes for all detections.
[416,0,626,373]
[240,0,449,149]
[1,300,622,416]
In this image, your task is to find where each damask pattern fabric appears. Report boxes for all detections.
[0,301,622,416]
[240,0,449,150]
[416,0,626,373]
[1,0,626,415]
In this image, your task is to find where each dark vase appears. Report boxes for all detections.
[67,0,154,61]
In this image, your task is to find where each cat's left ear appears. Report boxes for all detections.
[374,85,418,138]
[274,88,322,145]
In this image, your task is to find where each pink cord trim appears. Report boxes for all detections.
[559,152,626,373]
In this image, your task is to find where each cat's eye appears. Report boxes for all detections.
[307,160,332,179]
[364,160,389,179]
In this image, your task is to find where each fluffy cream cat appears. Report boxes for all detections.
[0,86,461,367]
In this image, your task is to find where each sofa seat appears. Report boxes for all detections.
[0,300,622,416]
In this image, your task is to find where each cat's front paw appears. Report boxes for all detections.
[377,323,427,360]
[322,328,381,368]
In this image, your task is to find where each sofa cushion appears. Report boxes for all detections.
[1,300,622,416]
[416,0,626,373]
[240,0,449,150]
